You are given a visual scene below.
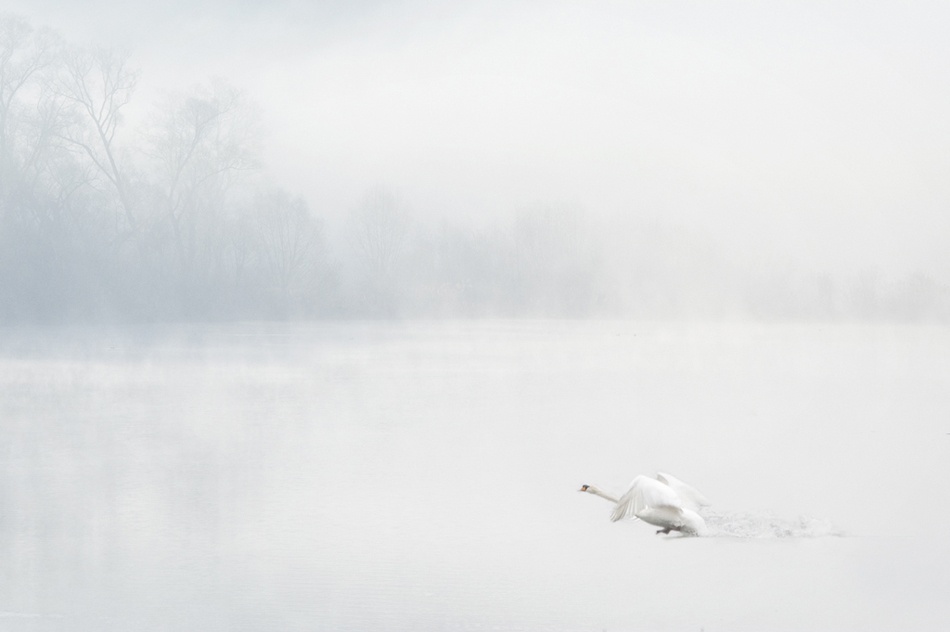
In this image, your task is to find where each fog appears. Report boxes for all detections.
[2,322,950,630]
[3,1,950,322]
[2,2,950,631]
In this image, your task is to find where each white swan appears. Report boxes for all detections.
[653,471,710,513]
[579,472,709,536]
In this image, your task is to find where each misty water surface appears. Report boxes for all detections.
[1,321,949,631]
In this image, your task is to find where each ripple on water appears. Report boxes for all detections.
[701,509,845,538]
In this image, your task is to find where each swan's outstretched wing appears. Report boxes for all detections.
[610,475,684,522]
[656,472,710,511]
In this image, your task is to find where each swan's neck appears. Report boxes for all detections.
[585,485,620,504]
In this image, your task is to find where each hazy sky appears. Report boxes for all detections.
[7,0,950,279]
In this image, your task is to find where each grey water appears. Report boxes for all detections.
[1,321,948,631]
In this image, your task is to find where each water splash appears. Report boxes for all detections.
[701,508,845,538]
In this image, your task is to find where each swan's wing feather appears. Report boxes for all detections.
[610,475,683,522]
[610,476,648,522]
[656,472,711,511]
[636,477,685,510]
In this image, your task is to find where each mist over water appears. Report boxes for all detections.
[2,321,948,631]
[2,2,950,630]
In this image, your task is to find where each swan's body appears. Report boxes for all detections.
[579,472,709,536]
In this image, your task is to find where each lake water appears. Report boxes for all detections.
[1,321,948,631]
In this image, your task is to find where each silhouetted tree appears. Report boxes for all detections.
[0,14,61,200]
[141,81,260,313]
[345,186,409,315]
[147,84,257,253]
[57,46,138,235]
[249,188,325,314]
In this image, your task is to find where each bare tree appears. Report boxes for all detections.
[0,14,61,200]
[347,186,408,278]
[344,186,410,315]
[56,45,138,232]
[145,81,259,273]
[241,188,325,316]
[253,190,320,291]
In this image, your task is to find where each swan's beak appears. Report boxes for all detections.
[578,484,589,492]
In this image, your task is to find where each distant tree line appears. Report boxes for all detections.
[0,14,327,322]
[1,14,948,324]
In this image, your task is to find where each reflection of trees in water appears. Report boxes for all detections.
[0,359,281,620]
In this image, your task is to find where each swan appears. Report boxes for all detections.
[579,472,709,536]
[653,471,710,512]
